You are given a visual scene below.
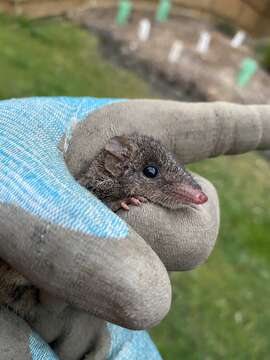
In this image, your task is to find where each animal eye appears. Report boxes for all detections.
[143,165,159,178]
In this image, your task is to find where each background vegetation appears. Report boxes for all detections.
[1,14,270,359]
[256,40,270,73]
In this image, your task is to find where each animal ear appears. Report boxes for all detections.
[104,153,123,177]
[104,136,131,160]
[104,136,137,177]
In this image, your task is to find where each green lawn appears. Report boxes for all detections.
[1,14,270,359]
[0,14,152,99]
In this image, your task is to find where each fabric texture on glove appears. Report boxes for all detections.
[0,307,58,360]
[29,332,59,360]
[0,296,162,360]
[0,97,172,330]
[0,97,126,237]
[0,97,172,360]
[107,323,162,360]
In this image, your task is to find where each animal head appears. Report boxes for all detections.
[103,134,208,209]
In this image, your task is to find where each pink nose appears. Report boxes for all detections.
[194,191,208,204]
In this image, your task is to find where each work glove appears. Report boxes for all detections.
[64,99,270,272]
[0,291,162,360]
[0,97,269,360]
[0,306,58,360]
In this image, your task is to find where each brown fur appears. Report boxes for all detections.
[77,133,205,211]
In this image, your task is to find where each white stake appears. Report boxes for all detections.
[196,31,211,54]
[231,30,246,48]
[137,18,151,42]
[168,40,184,63]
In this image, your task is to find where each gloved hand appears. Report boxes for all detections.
[0,97,269,360]
[64,99,270,272]
[0,306,59,360]
[0,297,163,360]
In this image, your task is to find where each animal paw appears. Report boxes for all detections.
[106,197,147,212]
[120,196,148,211]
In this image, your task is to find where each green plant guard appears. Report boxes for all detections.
[115,0,132,25]
[155,0,171,22]
[236,57,258,87]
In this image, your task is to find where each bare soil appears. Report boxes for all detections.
[68,6,270,104]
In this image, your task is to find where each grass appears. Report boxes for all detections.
[1,13,270,359]
[0,14,152,99]
[256,40,270,73]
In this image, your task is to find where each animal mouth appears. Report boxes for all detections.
[171,186,208,205]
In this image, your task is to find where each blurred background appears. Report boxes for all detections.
[1,0,270,358]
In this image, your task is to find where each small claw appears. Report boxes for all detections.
[137,196,148,203]
[130,197,141,206]
[120,202,130,211]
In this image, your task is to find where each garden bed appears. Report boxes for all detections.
[68,6,270,104]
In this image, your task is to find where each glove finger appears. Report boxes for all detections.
[117,174,219,271]
[28,292,109,360]
[0,201,171,330]
[64,100,270,177]
[0,307,59,360]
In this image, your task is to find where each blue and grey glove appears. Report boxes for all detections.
[0,97,269,359]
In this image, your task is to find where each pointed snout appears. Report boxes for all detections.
[173,184,208,205]
[192,190,208,205]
